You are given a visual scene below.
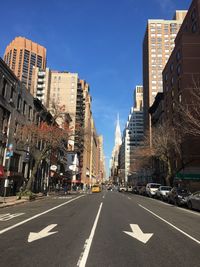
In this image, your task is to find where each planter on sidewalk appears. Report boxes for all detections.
[17,190,36,201]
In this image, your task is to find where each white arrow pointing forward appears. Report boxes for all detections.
[123,224,153,244]
[28,224,58,243]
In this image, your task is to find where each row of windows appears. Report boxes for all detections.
[1,78,36,122]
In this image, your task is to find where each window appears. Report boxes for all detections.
[177,65,181,76]
[172,102,175,111]
[23,101,27,115]
[28,106,32,120]
[176,50,181,61]
[17,95,22,111]
[178,79,181,91]
[2,79,7,98]
[191,9,196,22]
[192,22,197,33]
[170,63,174,72]
[10,86,14,100]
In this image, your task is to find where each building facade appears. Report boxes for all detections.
[143,11,187,132]
[4,37,46,91]
[162,0,200,191]
[110,115,122,184]
[31,67,51,107]
[0,57,53,195]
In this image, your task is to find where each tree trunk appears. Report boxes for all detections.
[26,148,48,191]
[165,157,172,186]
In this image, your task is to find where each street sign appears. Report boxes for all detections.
[4,179,9,188]
[69,165,75,171]
[24,152,30,162]
[50,165,57,171]
[6,143,14,159]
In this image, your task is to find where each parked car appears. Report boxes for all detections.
[146,183,161,197]
[118,185,126,192]
[155,186,172,200]
[138,185,147,195]
[126,186,133,192]
[167,187,191,206]
[132,183,144,194]
[187,191,200,211]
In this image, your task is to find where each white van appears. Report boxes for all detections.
[146,183,161,197]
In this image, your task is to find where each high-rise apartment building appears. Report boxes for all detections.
[49,71,78,131]
[143,11,187,131]
[119,86,144,184]
[4,37,46,91]
[31,67,51,106]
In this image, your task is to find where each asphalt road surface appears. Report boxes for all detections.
[0,191,199,267]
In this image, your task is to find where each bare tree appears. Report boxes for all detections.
[177,78,200,136]
[129,145,153,176]
[151,123,182,185]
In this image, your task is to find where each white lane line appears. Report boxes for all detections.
[139,204,200,245]
[0,195,84,235]
[128,197,131,200]
[175,206,200,216]
[138,196,200,215]
[77,202,103,267]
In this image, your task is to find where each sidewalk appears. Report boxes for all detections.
[0,193,45,209]
[0,196,28,208]
[0,190,84,208]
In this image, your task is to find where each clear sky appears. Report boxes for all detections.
[1,0,191,177]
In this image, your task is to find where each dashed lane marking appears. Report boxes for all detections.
[77,202,103,267]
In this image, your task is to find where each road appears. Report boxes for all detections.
[0,191,199,267]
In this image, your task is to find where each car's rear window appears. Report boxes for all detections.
[177,189,189,193]
[161,186,171,190]
[150,184,161,188]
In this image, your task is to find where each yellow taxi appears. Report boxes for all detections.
[91,184,101,193]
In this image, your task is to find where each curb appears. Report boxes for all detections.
[0,195,45,209]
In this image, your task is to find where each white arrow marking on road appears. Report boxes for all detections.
[28,224,58,243]
[123,224,153,244]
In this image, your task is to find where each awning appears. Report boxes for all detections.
[175,173,200,181]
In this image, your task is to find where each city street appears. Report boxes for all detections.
[0,191,199,267]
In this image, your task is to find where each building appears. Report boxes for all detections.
[0,57,53,195]
[31,67,51,106]
[31,66,104,187]
[162,0,200,191]
[97,135,106,184]
[119,86,144,184]
[4,37,46,91]
[110,115,122,184]
[143,11,187,132]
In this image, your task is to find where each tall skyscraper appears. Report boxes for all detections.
[143,10,187,131]
[119,86,144,184]
[110,114,122,182]
[4,36,46,91]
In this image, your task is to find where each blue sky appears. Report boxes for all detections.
[1,0,191,176]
